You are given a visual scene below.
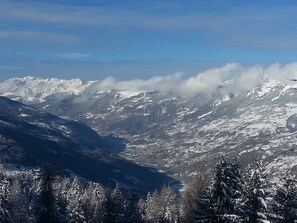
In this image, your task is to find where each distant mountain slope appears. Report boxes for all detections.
[1,76,297,185]
[0,96,177,193]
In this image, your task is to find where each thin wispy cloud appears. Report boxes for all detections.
[57,53,91,59]
[1,1,297,35]
[0,0,297,50]
[0,65,21,71]
[1,1,297,79]
[0,31,81,43]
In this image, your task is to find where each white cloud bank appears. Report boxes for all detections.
[2,63,296,99]
[88,63,297,98]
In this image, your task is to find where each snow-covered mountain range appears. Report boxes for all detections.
[1,75,297,185]
[0,76,93,103]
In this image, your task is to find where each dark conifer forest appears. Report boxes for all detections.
[0,157,296,223]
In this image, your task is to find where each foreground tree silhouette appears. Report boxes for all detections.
[182,174,210,222]
[184,157,244,223]
[83,182,106,223]
[37,163,57,223]
[143,185,180,223]
[104,184,126,223]
[125,186,143,222]
[65,178,86,223]
[8,174,35,222]
[274,174,297,223]
[2,156,297,223]
[243,159,271,223]
[210,156,244,222]
[0,165,9,223]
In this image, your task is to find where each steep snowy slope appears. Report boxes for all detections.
[0,97,177,192]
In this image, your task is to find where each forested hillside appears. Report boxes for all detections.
[1,157,296,223]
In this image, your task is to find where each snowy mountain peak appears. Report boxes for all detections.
[0,76,92,103]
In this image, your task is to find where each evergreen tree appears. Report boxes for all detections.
[229,157,245,218]
[144,186,180,223]
[0,166,9,223]
[211,156,232,216]
[243,159,271,223]
[37,163,57,223]
[83,182,106,223]
[159,186,180,223]
[144,191,160,222]
[145,190,166,223]
[104,184,126,223]
[274,174,297,223]
[65,178,86,223]
[181,157,245,223]
[138,197,147,222]
[182,174,213,223]
[124,186,143,223]
[8,174,37,222]
[193,187,215,223]
[210,156,244,222]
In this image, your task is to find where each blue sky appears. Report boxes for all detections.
[1,0,297,81]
